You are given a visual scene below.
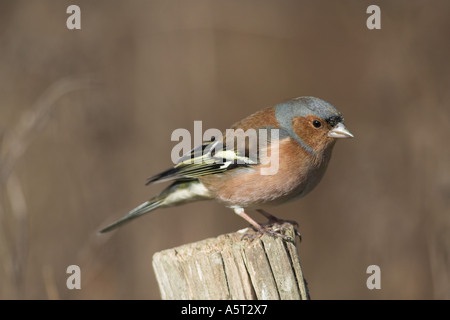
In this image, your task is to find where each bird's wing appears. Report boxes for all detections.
[146,127,287,185]
[146,138,259,185]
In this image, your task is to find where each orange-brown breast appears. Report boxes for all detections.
[199,136,333,209]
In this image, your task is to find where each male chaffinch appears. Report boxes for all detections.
[100,96,353,239]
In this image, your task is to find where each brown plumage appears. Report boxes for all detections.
[100,96,353,239]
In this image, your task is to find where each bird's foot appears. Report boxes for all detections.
[235,207,296,242]
[257,209,302,241]
[262,221,302,241]
[241,224,294,243]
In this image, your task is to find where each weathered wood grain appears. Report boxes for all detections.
[152,223,309,300]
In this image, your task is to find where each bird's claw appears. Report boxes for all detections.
[241,224,295,243]
[262,221,302,242]
[255,209,301,240]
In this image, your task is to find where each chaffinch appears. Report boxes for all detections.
[100,96,353,239]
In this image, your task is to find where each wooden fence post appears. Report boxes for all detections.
[152,223,310,300]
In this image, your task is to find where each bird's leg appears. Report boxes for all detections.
[256,209,302,240]
[233,208,292,241]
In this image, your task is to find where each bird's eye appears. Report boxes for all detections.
[312,120,322,128]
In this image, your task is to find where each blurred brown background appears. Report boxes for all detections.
[1,0,449,299]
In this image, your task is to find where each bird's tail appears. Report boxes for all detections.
[99,179,211,233]
[99,199,164,233]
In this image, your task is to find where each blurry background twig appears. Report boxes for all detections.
[0,76,95,183]
[0,76,96,298]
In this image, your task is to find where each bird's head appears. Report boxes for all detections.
[275,96,353,157]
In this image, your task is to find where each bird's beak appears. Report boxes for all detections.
[328,122,354,138]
